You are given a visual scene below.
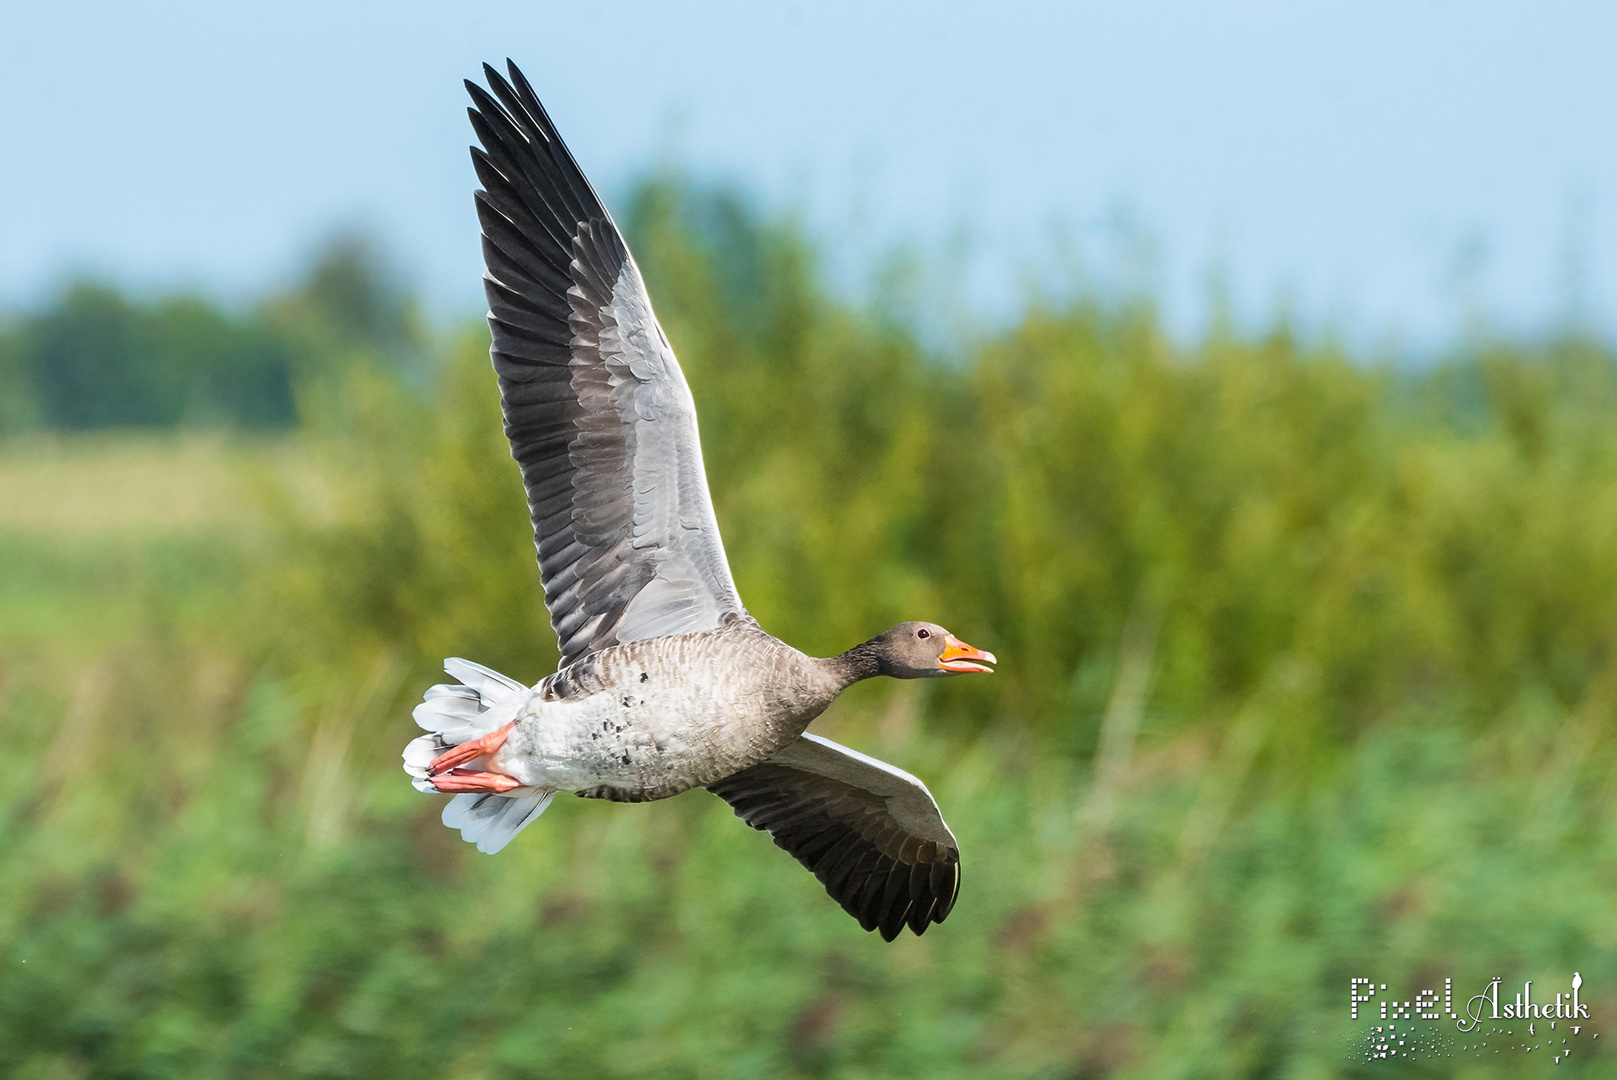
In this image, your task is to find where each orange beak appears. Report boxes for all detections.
[939,634,996,674]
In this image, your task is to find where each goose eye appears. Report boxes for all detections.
[917,628,930,639]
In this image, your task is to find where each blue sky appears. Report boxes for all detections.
[2,0,1613,347]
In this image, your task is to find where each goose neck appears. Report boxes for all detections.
[823,639,884,689]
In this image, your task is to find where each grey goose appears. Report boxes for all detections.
[403,60,996,941]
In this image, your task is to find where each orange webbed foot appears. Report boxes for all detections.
[427,720,518,776]
[430,767,524,794]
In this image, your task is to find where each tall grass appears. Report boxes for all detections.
[3,179,1617,1077]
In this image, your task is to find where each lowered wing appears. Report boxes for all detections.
[707,733,961,940]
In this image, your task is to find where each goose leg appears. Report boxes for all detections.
[430,767,523,793]
[427,720,518,775]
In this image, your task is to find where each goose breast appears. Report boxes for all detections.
[491,628,840,800]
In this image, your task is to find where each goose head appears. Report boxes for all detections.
[868,621,996,678]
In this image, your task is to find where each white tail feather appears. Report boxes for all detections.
[443,790,555,854]
[402,657,554,853]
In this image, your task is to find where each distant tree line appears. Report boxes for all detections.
[0,235,426,433]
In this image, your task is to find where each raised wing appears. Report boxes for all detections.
[707,733,961,940]
[467,61,747,669]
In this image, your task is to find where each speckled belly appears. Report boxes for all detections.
[485,633,828,801]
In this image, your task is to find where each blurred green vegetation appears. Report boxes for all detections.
[0,234,427,433]
[3,179,1617,1077]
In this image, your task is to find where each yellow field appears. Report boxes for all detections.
[0,432,329,537]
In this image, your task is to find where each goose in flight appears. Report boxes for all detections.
[403,60,996,941]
